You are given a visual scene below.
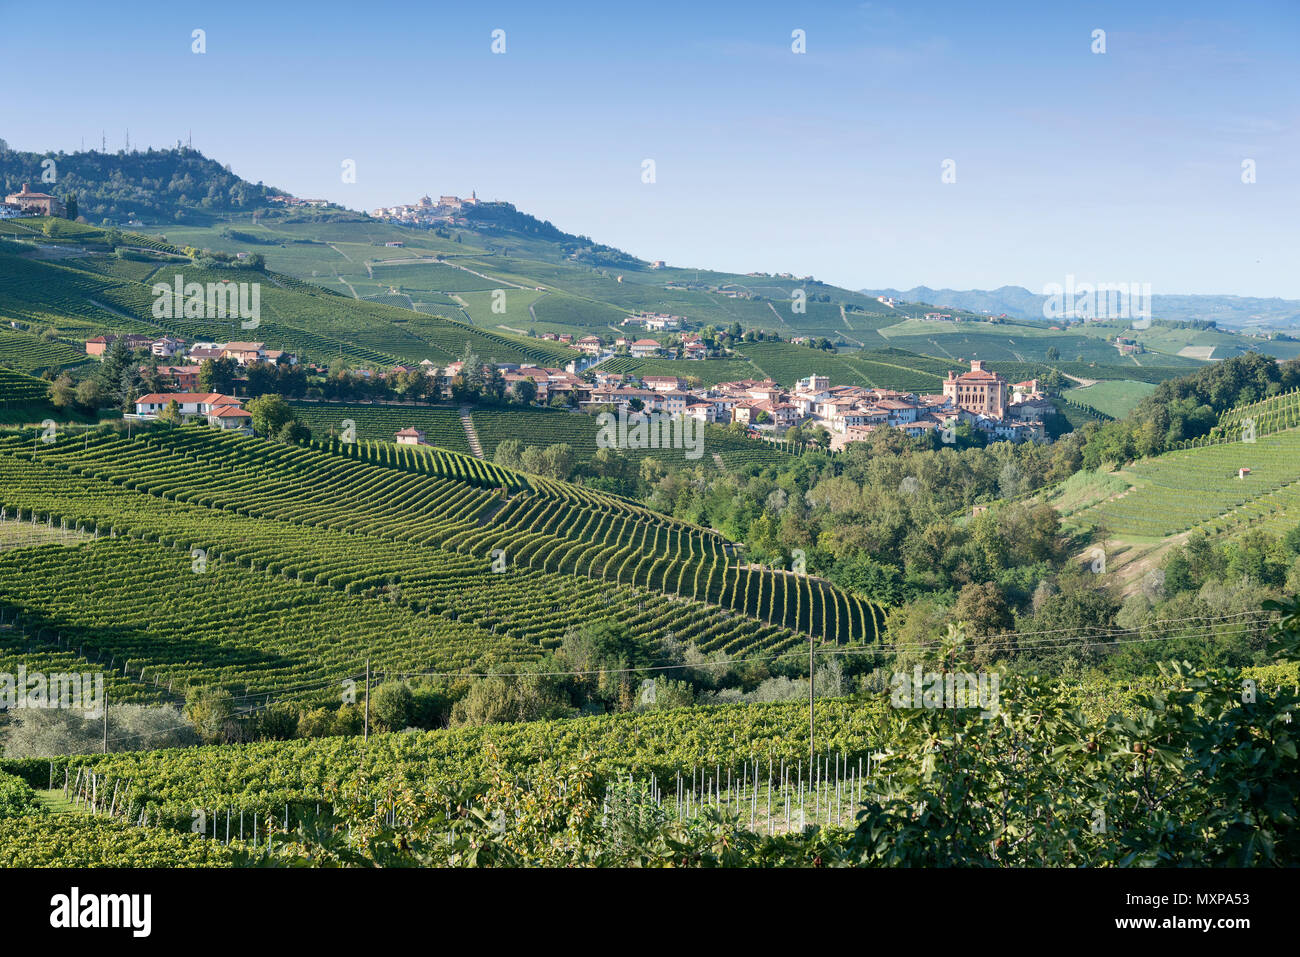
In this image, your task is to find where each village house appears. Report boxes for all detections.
[207,403,253,430]
[1009,396,1056,421]
[151,336,187,358]
[642,375,685,393]
[131,392,249,430]
[395,427,427,446]
[188,344,226,364]
[156,365,200,391]
[629,338,662,358]
[4,183,65,217]
[875,398,921,425]
[623,313,683,332]
[575,335,603,356]
[221,342,267,367]
[84,334,155,357]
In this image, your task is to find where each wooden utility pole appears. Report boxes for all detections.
[808,636,815,769]
[363,658,370,742]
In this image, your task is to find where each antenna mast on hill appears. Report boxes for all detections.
[101,131,106,153]
[125,129,130,151]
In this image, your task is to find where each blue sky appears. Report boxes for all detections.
[3,0,1297,297]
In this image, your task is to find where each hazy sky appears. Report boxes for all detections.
[4,0,1297,297]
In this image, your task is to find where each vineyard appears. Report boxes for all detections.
[288,400,471,452]
[3,698,896,834]
[0,326,91,375]
[596,356,764,386]
[737,341,948,393]
[0,367,50,407]
[0,243,577,371]
[0,423,881,707]
[1213,387,1300,442]
[2,658,1294,854]
[1076,427,1300,538]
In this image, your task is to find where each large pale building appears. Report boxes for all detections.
[5,183,64,217]
[943,360,1008,418]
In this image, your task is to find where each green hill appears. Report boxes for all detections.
[0,146,312,225]
[0,423,882,706]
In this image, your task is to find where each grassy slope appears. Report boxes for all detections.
[1063,380,1158,419]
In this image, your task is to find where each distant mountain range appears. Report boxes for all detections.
[862,286,1300,331]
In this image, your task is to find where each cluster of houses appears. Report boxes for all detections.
[577,359,1052,447]
[85,335,297,396]
[370,192,483,224]
[560,331,710,361]
[86,335,295,367]
[374,356,1054,448]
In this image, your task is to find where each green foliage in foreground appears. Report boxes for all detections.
[241,654,1299,866]
[0,815,236,867]
[12,601,1282,868]
[0,770,43,818]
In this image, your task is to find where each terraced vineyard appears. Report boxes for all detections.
[0,367,50,406]
[1075,427,1300,538]
[0,327,91,374]
[0,424,881,706]
[1213,387,1300,442]
[288,401,470,452]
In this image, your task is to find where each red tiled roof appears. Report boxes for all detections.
[135,392,238,405]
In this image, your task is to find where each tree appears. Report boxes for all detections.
[951,582,1015,663]
[511,378,537,405]
[493,438,524,470]
[74,375,108,410]
[276,420,311,444]
[184,686,237,744]
[199,356,237,393]
[246,394,296,437]
[48,374,76,409]
[540,443,575,481]
[372,682,415,732]
[156,398,183,425]
[484,365,506,401]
